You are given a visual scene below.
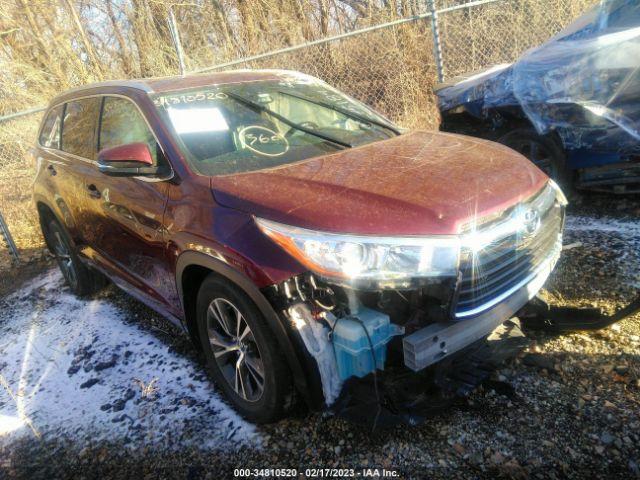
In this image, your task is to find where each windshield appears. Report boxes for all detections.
[152,75,399,176]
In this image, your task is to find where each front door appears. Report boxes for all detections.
[80,95,175,315]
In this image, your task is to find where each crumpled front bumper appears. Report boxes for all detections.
[403,244,561,372]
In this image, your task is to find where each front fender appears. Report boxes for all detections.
[175,250,322,410]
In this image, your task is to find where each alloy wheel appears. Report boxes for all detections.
[206,298,265,402]
[52,231,78,289]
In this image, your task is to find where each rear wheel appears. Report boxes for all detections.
[196,274,293,423]
[45,219,106,296]
[498,128,571,190]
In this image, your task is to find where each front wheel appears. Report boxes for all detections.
[196,274,293,423]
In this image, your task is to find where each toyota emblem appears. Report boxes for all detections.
[522,208,541,235]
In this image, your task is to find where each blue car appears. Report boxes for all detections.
[436,0,640,193]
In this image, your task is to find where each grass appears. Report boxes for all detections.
[0,115,43,270]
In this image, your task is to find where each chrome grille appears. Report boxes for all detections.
[455,184,564,318]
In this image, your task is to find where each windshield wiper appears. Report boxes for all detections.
[224,91,352,149]
[278,90,401,136]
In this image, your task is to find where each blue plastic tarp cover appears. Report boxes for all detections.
[436,0,640,153]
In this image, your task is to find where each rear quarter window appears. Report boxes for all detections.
[61,98,101,160]
[39,106,63,149]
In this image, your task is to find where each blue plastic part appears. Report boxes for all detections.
[331,307,403,381]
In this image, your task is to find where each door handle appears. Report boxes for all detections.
[87,184,101,199]
[47,164,57,176]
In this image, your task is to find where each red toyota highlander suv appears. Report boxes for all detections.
[32,70,566,423]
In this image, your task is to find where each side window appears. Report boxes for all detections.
[99,97,159,165]
[39,106,63,149]
[61,98,101,159]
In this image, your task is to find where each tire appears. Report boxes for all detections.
[498,128,572,191]
[45,218,106,296]
[196,274,293,423]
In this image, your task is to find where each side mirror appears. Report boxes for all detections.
[97,142,161,177]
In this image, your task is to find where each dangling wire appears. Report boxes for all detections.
[352,317,383,432]
[329,314,383,432]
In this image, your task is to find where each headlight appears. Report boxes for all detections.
[256,181,562,287]
[256,217,460,284]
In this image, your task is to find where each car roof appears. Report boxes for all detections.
[50,69,300,104]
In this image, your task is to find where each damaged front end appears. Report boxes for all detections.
[261,182,568,426]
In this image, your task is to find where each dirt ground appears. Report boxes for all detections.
[1,192,639,480]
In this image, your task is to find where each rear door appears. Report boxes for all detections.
[38,98,101,245]
[80,95,174,313]
[36,106,66,227]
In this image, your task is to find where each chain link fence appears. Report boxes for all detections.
[0,113,43,267]
[0,0,596,267]
[202,18,441,129]
[437,0,595,77]
[193,0,595,128]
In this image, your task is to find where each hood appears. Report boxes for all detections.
[434,63,511,94]
[210,131,549,236]
[435,63,516,115]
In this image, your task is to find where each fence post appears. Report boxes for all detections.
[428,0,445,83]
[0,211,20,263]
[168,6,186,75]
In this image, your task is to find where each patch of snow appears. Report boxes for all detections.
[0,270,260,450]
[566,215,640,237]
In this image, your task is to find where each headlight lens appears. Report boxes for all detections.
[255,217,460,282]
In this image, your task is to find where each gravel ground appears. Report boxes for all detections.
[1,193,639,480]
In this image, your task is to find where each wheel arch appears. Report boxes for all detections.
[175,250,318,409]
[35,200,63,252]
[486,107,567,152]
[496,123,572,190]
